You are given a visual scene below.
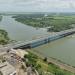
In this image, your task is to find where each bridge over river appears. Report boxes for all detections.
[9,28,75,49]
[1,28,75,73]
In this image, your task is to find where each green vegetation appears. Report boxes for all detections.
[23,51,75,75]
[13,14,75,32]
[0,29,10,45]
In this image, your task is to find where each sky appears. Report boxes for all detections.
[0,0,75,12]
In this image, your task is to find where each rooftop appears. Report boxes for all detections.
[0,61,16,75]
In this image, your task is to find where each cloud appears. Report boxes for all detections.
[0,0,75,12]
[14,0,75,9]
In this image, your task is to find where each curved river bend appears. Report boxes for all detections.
[0,16,75,66]
[0,16,48,41]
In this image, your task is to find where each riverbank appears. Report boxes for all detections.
[12,14,75,32]
[0,29,10,45]
[27,49,75,74]
[25,49,75,75]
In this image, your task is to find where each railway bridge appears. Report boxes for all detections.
[10,28,75,49]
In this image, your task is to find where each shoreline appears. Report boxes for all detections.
[27,49,75,73]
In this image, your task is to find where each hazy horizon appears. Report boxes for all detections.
[0,0,75,12]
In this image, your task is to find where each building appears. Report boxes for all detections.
[0,61,16,75]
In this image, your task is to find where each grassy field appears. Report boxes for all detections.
[23,51,75,75]
[13,14,75,32]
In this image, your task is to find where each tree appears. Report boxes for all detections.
[43,57,47,62]
[55,71,65,75]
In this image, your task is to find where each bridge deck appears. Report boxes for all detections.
[12,28,75,49]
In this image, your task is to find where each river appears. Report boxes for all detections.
[33,35,75,66]
[0,16,49,41]
[0,15,75,66]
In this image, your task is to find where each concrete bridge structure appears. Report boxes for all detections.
[10,28,75,49]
